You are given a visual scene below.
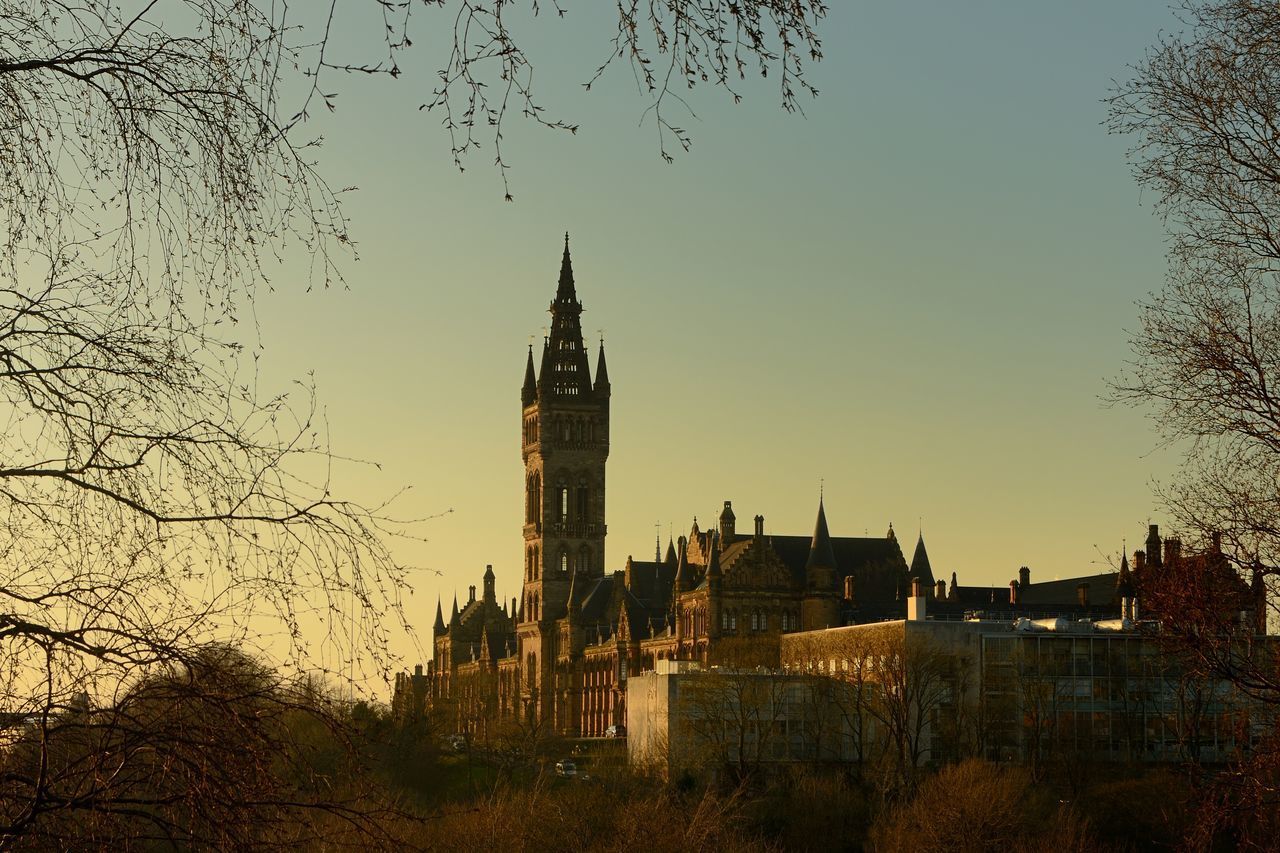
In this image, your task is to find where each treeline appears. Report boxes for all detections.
[1,648,1265,851]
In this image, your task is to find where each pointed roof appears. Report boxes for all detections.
[706,534,722,579]
[522,345,537,406]
[673,540,689,593]
[910,533,935,586]
[433,597,446,633]
[664,537,677,566]
[805,499,838,571]
[556,232,577,303]
[1116,553,1134,597]
[538,233,593,398]
[595,339,610,394]
[450,594,460,625]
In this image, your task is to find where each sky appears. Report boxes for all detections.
[248,2,1189,676]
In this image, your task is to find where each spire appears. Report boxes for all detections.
[805,498,838,572]
[1116,552,1134,598]
[910,533,935,586]
[673,539,689,593]
[522,344,537,406]
[433,597,446,634]
[664,537,677,566]
[707,533,722,580]
[594,338,610,395]
[450,594,460,626]
[949,571,958,600]
[540,233,593,397]
[557,232,576,303]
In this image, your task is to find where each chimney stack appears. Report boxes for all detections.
[908,577,927,621]
[754,514,765,538]
[1077,582,1090,607]
[468,585,476,603]
[1134,550,1146,571]
[1009,580,1020,605]
[936,579,947,599]
[843,575,856,603]
[1165,538,1182,566]
[1018,566,1031,588]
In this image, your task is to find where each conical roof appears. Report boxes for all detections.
[664,537,678,565]
[805,499,838,571]
[522,345,537,406]
[595,339,610,393]
[910,533,935,586]
[433,597,446,633]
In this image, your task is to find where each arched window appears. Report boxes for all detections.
[781,610,789,631]
[578,544,591,575]
[751,609,761,632]
[730,610,737,631]
[722,610,730,631]
[576,480,589,522]
[558,486,569,523]
[560,552,569,574]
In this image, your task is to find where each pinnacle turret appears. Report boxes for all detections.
[433,596,446,634]
[522,345,537,406]
[805,498,838,572]
[556,232,577,304]
[910,533,935,587]
[595,338,610,395]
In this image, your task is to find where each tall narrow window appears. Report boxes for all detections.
[560,553,569,574]
[576,482,588,521]
[559,486,568,522]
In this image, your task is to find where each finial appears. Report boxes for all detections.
[564,231,570,248]
[819,477,824,501]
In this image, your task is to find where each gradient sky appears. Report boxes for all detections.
[249,2,1187,675]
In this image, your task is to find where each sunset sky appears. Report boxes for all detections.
[249,2,1186,671]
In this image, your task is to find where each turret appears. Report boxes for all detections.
[801,498,840,630]
[433,597,446,636]
[450,594,460,627]
[1146,524,1163,570]
[483,564,496,605]
[719,500,736,543]
[522,345,537,407]
[910,533,936,591]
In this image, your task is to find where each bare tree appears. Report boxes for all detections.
[0,1,829,842]
[1109,5,1280,841]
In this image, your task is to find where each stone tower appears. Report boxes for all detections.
[516,235,610,723]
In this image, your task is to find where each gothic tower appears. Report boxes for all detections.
[517,235,610,723]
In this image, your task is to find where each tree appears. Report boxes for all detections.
[0,646,406,849]
[0,1,828,842]
[1109,2,1280,844]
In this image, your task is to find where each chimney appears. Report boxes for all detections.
[512,597,518,615]
[935,579,946,599]
[1018,566,1030,588]
[1009,580,1020,605]
[1077,582,1090,607]
[468,585,476,603]
[907,577,927,621]
[414,664,423,677]
[1134,550,1146,571]
[1211,531,1222,553]
[1165,538,1182,566]
[843,575,856,603]
[754,514,765,538]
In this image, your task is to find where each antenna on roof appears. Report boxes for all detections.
[655,521,661,561]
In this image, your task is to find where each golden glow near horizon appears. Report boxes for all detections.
[245,2,1184,682]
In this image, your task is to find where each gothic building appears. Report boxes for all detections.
[394,237,1172,738]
